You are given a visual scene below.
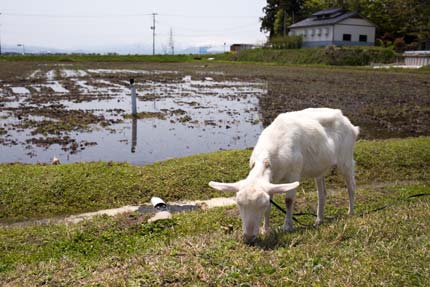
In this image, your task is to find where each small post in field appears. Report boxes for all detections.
[130,78,137,115]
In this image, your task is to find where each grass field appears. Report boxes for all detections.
[1,137,430,286]
[1,55,430,286]
[0,46,400,66]
[1,137,429,223]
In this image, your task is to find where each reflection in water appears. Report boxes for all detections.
[131,118,137,153]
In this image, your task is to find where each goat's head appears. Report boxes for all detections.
[208,179,299,243]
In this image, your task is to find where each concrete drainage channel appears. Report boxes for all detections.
[64,196,237,224]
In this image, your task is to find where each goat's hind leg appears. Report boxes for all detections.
[339,163,356,216]
[315,176,327,226]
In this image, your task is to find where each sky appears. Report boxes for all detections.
[0,0,268,54]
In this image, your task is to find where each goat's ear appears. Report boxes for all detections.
[267,181,299,195]
[208,181,240,193]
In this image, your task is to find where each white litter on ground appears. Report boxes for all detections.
[65,205,140,224]
[147,211,173,223]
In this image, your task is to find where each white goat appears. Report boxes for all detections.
[209,108,359,242]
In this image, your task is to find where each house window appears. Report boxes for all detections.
[316,28,321,36]
[310,29,315,36]
[324,28,329,36]
[359,35,367,42]
[343,34,352,41]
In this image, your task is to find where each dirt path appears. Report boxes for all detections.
[2,197,237,228]
[1,179,422,228]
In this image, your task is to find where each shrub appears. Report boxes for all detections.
[267,35,303,49]
[393,37,406,52]
[226,46,397,66]
[324,46,398,65]
[375,39,384,47]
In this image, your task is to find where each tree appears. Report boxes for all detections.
[260,0,280,37]
[414,0,430,49]
[260,0,430,47]
[261,0,306,37]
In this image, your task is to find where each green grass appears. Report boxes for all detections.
[0,47,397,67]
[1,137,429,223]
[220,46,398,66]
[1,184,429,286]
[1,137,430,285]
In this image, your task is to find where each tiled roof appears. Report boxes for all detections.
[312,7,343,17]
[289,9,374,29]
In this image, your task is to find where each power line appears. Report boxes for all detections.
[158,13,260,19]
[1,12,260,19]
[157,21,259,35]
[2,12,153,18]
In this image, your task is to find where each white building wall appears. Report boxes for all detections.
[334,18,375,44]
[289,17,375,47]
[290,26,333,45]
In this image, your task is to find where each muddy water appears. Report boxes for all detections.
[0,68,266,165]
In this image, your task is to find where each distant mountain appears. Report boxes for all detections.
[0,43,225,55]
[1,44,67,54]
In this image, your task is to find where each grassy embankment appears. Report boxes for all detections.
[0,46,397,66]
[3,47,430,74]
[0,138,430,222]
[214,46,399,66]
[1,137,430,285]
[1,137,429,223]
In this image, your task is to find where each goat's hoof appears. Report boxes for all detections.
[260,227,271,236]
[348,210,355,216]
[314,218,323,227]
[283,224,296,232]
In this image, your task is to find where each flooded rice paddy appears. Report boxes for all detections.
[1,61,429,165]
[0,67,266,165]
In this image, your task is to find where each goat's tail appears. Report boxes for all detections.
[353,125,360,138]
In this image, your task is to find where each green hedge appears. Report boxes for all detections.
[228,46,398,66]
[267,36,303,49]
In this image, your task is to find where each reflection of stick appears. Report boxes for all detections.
[130,78,137,115]
[131,118,137,153]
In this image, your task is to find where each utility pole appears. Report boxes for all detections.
[0,12,2,56]
[168,28,174,55]
[150,13,157,55]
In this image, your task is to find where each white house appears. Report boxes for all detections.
[289,8,376,48]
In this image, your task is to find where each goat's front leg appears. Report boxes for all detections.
[262,196,272,235]
[283,191,296,232]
